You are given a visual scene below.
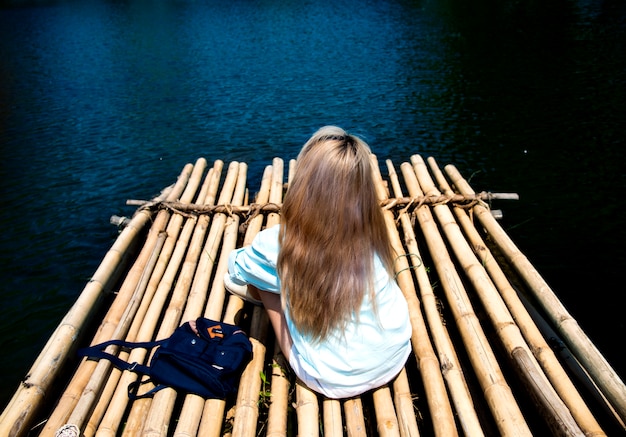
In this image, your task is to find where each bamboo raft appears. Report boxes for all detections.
[2,154,626,437]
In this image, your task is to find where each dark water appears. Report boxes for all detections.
[1,0,624,410]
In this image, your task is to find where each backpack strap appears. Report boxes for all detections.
[77,338,167,376]
[126,379,168,400]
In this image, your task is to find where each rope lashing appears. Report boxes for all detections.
[128,192,517,218]
[394,253,423,279]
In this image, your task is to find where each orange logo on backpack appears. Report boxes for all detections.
[207,325,224,339]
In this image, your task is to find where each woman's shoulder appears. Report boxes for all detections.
[250,224,281,257]
[253,224,280,243]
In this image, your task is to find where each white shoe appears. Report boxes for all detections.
[223,273,262,305]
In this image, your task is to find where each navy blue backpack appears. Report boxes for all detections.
[78,318,253,399]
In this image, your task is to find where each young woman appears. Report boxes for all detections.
[224,126,412,398]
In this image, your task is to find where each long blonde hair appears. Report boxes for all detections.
[277,126,395,342]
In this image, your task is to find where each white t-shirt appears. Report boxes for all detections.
[227,225,412,398]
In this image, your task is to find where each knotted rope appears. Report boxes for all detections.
[129,192,513,220]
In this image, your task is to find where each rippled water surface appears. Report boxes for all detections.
[1,0,625,409]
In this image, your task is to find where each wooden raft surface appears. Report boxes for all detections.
[2,155,626,437]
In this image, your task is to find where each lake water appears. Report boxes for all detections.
[1,0,624,411]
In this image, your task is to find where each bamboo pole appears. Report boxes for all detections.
[323,399,343,437]
[83,163,222,437]
[392,370,420,437]
[510,347,589,436]
[92,161,222,437]
[135,162,242,437]
[400,158,532,436]
[88,162,214,436]
[265,357,290,437]
[344,398,366,437]
[177,228,248,437]
[196,165,274,437]
[294,382,319,437]
[171,162,249,437]
[75,161,216,436]
[230,334,268,437]
[385,159,483,437]
[427,157,606,436]
[231,160,284,437]
[196,161,248,321]
[82,364,123,437]
[65,229,168,430]
[444,163,626,428]
[517,288,626,430]
[410,155,585,436]
[370,156,458,437]
[138,161,234,437]
[361,217,402,436]
[372,386,401,437]
[0,163,189,437]
[94,216,200,437]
